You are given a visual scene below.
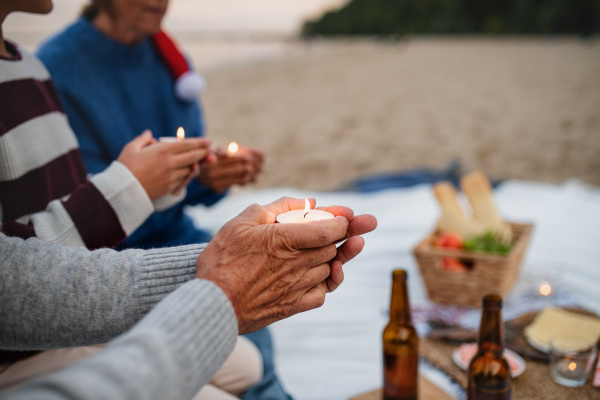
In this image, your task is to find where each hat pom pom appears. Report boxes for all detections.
[175,71,206,102]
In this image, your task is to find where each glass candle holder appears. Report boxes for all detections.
[549,336,598,387]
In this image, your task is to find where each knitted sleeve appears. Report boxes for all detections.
[4,280,237,400]
[0,44,155,249]
[0,233,207,349]
[0,233,238,400]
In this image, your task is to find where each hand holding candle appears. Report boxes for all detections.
[267,197,378,293]
[196,197,377,333]
[199,141,265,192]
[117,129,211,199]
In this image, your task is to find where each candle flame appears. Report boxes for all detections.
[303,199,311,219]
[568,362,577,371]
[228,142,239,154]
[304,199,311,213]
[539,282,552,296]
[177,127,185,140]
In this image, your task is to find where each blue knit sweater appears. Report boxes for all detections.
[36,18,225,249]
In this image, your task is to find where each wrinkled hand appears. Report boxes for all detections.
[198,145,264,193]
[196,197,377,333]
[196,197,376,334]
[264,198,378,293]
[117,130,211,199]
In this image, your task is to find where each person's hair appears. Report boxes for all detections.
[81,0,113,21]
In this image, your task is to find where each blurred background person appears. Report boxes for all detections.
[36,0,264,251]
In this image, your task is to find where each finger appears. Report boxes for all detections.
[334,236,365,265]
[171,148,211,167]
[326,236,365,292]
[326,260,344,292]
[191,163,200,178]
[170,167,196,187]
[171,167,196,193]
[160,137,211,153]
[347,214,378,238]
[205,161,249,181]
[247,151,264,173]
[128,129,154,150]
[235,203,276,226]
[275,217,348,249]
[295,282,328,313]
[318,205,354,221]
[299,260,331,285]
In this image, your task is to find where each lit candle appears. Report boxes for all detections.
[159,127,185,143]
[538,281,553,297]
[556,358,581,378]
[228,142,239,155]
[276,199,334,224]
[550,336,597,387]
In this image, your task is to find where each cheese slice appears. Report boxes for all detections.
[524,307,600,352]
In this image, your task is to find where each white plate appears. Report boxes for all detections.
[452,343,526,378]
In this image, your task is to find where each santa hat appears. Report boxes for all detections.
[151,31,206,102]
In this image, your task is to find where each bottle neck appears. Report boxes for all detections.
[477,305,504,355]
[389,276,412,324]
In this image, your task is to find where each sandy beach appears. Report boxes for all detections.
[196,38,600,191]
[6,3,598,192]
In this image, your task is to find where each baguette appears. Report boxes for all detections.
[436,210,487,238]
[433,182,464,218]
[460,171,513,243]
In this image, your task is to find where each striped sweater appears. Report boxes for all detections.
[0,40,154,249]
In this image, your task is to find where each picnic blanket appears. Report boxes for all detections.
[186,178,600,399]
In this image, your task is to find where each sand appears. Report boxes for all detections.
[195,38,600,191]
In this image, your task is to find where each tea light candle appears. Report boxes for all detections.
[276,199,334,224]
[159,127,185,143]
[550,336,598,387]
[538,281,553,297]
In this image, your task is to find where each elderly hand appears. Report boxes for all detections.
[264,198,378,293]
[196,197,376,334]
[117,130,211,199]
[198,145,264,193]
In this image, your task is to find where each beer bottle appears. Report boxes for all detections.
[468,294,512,400]
[382,269,418,400]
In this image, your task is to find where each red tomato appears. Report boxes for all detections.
[442,257,469,272]
[434,232,464,248]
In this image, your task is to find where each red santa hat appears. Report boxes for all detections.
[151,30,206,102]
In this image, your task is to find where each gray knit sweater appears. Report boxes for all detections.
[0,233,237,399]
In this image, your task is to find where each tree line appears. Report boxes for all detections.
[302,0,599,37]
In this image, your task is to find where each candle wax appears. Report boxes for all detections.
[276,209,334,224]
[158,137,181,143]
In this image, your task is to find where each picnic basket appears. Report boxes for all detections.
[412,222,533,308]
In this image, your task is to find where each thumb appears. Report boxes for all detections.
[128,129,154,150]
[238,204,277,227]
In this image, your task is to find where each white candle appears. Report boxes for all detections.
[159,127,185,143]
[276,199,334,224]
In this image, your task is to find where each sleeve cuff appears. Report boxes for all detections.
[152,189,187,211]
[89,161,154,236]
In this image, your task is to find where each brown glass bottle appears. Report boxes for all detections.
[382,269,418,400]
[467,294,512,400]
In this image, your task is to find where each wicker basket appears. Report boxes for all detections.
[413,223,533,308]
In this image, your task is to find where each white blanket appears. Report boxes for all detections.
[186,179,600,400]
